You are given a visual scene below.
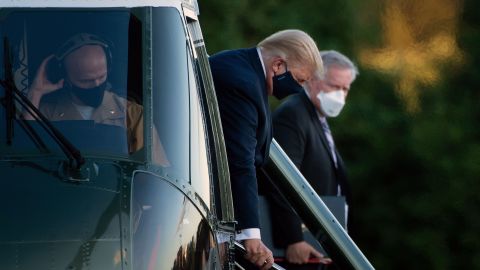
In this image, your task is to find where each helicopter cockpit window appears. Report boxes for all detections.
[0,9,140,158]
[0,8,188,176]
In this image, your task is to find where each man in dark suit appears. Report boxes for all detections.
[271,50,358,267]
[209,29,323,269]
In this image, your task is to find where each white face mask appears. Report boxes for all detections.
[316,90,346,117]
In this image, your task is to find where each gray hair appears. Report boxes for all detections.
[320,50,359,81]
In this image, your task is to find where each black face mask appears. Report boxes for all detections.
[67,81,107,108]
[272,70,304,100]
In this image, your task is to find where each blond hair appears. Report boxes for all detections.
[258,29,323,78]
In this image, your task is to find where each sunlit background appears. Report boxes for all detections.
[359,0,464,113]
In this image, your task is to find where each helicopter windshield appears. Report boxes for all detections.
[0,7,189,173]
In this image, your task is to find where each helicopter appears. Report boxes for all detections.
[0,1,373,269]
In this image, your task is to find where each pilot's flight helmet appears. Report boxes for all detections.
[47,33,113,82]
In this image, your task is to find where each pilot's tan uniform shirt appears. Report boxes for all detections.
[39,89,169,166]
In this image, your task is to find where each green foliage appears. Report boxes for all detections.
[200,0,355,54]
[199,0,480,268]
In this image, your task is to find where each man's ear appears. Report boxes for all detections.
[271,57,285,74]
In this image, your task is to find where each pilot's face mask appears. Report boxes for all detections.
[67,80,107,108]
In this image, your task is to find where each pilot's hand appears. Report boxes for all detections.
[29,55,64,101]
[243,239,274,270]
[23,55,65,120]
[286,241,332,265]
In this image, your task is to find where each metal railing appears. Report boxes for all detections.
[264,139,374,270]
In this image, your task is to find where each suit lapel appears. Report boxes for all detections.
[246,48,272,161]
[246,48,266,85]
[301,93,337,167]
[299,93,351,200]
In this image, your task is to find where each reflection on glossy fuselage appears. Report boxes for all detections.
[132,172,219,269]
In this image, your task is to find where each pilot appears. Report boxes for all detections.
[25,33,169,166]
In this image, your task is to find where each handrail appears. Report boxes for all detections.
[265,139,374,270]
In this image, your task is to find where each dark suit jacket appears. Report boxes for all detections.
[270,92,350,246]
[209,48,272,230]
